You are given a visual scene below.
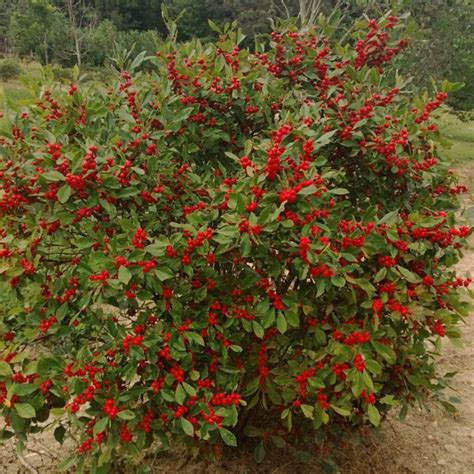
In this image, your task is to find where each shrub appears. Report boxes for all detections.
[0,58,22,81]
[46,64,74,83]
[0,15,471,472]
[84,20,119,67]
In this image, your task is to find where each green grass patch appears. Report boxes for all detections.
[437,112,474,163]
[438,112,474,142]
[0,61,43,119]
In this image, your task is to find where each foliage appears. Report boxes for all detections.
[0,58,22,81]
[2,1,473,109]
[393,0,474,111]
[7,0,70,65]
[85,0,167,32]
[83,19,118,66]
[0,15,472,471]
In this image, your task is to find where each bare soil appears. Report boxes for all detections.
[2,164,473,474]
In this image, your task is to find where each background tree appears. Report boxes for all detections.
[0,0,21,55]
[83,19,118,66]
[57,0,98,66]
[396,0,474,110]
[84,0,167,32]
[8,0,68,64]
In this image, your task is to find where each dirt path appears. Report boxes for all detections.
[1,165,473,474]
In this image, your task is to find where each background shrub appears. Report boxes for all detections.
[0,15,471,472]
[0,58,22,81]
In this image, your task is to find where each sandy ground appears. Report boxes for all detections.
[1,165,473,473]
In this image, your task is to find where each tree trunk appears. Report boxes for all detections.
[44,34,49,65]
[65,0,82,66]
[74,32,81,66]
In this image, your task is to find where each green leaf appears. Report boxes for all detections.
[396,266,421,283]
[130,50,150,71]
[182,382,196,397]
[0,430,14,441]
[271,435,286,449]
[372,341,396,364]
[240,234,251,257]
[351,371,364,397]
[75,237,95,250]
[362,370,374,391]
[367,405,381,427]
[380,395,398,406]
[175,384,186,405]
[378,209,399,225]
[93,417,109,435]
[315,129,337,148]
[185,331,205,346]
[37,357,64,374]
[362,205,378,224]
[180,417,194,437]
[155,267,174,281]
[0,361,12,376]
[219,428,237,446]
[57,184,72,204]
[300,404,314,419]
[285,308,299,328]
[355,278,376,294]
[118,265,132,285]
[276,313,287,334]
[244,425,263,437]
[117,410,135,420]
[208,18,222,34]
[331,404,351,417]
[15,403,36,419]
[117,188,139,199]
[254,441,266,463]
[224,151,240,163]
[307,377,325,389]
[374,267,387,283]
[399,404,408,421]
[298,185,317,196]
[12,384,37,396]
[331,275,345,287]
[252,321,264,339]
[43,170,65,181]
[329,188,349,195]
[146,239,169,256]
[365,359,382,375]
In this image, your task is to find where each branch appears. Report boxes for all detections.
[279,0,291,19]
[299,0,323,29]
[308,0,322,26]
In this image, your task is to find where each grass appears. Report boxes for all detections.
[0,81,35,105]
[0,61,43,128]
[434,112,474,229]
[436,112,474,163]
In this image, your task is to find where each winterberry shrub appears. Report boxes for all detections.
[0,15,472,471]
